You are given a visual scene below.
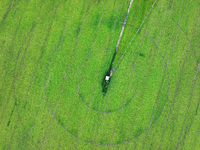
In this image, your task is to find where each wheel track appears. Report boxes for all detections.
[43,1,94,149]
[114,0,157,70]
[175,65,200,149]
[11,1,64,149]
[0,0,30,126]
[49,21,170,146]
[36,0,198,149]
[40,0,78,149]
[67,3,131,148]
[177,75,200,150]
[192,123,200,150]
[7,118,19,150]
[175,10,200,149]
[82,0,130,114]
[80,2,139,147]
[123,7,153,150]
[115,0,171,148]
[108,67,135,150]
[72,1,113,149]
[112,4,158,149]
[141,0,172,148]
[124,4,154,149]
[158,1,195,149]
[12,0,46,149]
[4,0,198,149]
[80,0,164,146]
[0,0,19,31]
[22,3,58,149]
[1,1,40,149]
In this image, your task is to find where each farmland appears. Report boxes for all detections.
[0,0,200,149]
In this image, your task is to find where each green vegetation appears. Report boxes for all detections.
[0,0,200,149]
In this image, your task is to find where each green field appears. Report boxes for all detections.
[0,0,200,149]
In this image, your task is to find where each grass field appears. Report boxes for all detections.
[0,0,200,149]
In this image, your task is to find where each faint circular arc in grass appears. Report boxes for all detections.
[12,0,200,147]
[44,19,170,145]
[75,50,138,113]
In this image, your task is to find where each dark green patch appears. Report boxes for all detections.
[75,23,82,36]
[135,127,143,137]
[106,21,114,30]
[101,70,111,95]
[7,121,10,127]
[7,104,15,127]
[71,129,78,136]
[24,101,27,109]
[101,50,117,95]
[197,57,200,64]
[57,115,64,125]
[139,52,145,57]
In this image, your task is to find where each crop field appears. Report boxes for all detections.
[0,0,200,149]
